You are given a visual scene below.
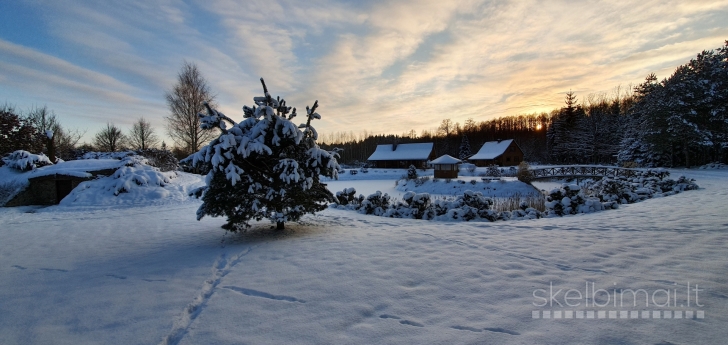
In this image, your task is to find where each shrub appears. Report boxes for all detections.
[516,161,534,184]
[360,191,391,216]
[485,164,502,177]
[1,150,53,171]
[335,187,358,206]
[399,191,434,219]
[407,164,418,180]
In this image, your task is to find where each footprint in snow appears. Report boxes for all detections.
[451,325,482,332]
[39,268,68,272]
[106,274,127,279]
[484,327,520,335]
[222,286,305,303]
[379,314,424,327]
[399,320,424,327]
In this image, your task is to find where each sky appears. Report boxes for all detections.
[1,0,727,146]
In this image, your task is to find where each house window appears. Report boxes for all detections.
[506,157,511,162]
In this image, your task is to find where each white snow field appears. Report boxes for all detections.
[1,169,727,344]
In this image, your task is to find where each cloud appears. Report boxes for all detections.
[1,0,727,143]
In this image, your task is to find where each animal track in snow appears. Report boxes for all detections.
[484,327,520,335]
[398,320,424,327]
[379,314,424,327]
[450,325,520,335]
[106,274,127,280]
[11,265,26,270]
[38,268,68,272]
[161,246,257,345]
[222,286,306,303]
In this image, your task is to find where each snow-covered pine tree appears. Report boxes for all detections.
[618,74,660,166]
[407,164,418,180]
[193,78,340,231]
[459,135,472,160]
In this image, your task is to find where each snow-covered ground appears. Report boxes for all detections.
[1,169,727,344]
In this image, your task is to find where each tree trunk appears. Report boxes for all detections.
[276,221,285,230]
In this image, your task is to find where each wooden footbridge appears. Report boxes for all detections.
[529,166,640,180]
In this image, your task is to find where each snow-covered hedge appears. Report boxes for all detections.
[334,169,699,223]
[544,169,698,217]
[699,162,727,170]
[1,150,53,171]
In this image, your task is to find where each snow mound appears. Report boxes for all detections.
[59,157,204,207]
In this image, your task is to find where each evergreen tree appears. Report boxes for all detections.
[193,78,340,231]
[618,74,660,166]
[407,165,418,180]
[0,105,35,156]
[548,91,585,163]
[458,135,472,160]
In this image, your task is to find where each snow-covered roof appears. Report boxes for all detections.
[468,139,514,160]
[0,159,126,188]
[430,154,461,165]
[367,143,434,161]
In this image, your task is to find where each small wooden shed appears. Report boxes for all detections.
[430,154,461,178]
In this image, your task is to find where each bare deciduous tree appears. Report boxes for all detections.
[438,118,453,137]
[93,123,126,152]
[24,105,84,159]
[165,62,216,155]
[128,117,159,150]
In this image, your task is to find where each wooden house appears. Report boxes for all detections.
[468,139,523,167]
[367,143,435,168]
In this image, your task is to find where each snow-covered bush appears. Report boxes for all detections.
[108,156,175,196]
[431,191,498,221]
[587,178,639,204]
[360,191,391,216]
[335,187,359,206]
[193,79,340,230]
[547,170,699,217]
[397,191,434,219]
[699,162,727,170]
[2,150,53,171]
[516,161,534,184]
[407,165,418,180]
[485,164,502,177]
[136,149,178,172]
[544,184,583,216]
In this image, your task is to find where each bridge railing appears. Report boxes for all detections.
[529,166,642,180]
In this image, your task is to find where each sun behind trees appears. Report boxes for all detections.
[192,78,340,231]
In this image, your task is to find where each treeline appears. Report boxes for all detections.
[0,105,85,161]
[322,41,728,168]
[0,104,170,162]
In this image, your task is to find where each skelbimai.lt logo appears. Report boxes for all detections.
[532,281,705,320]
